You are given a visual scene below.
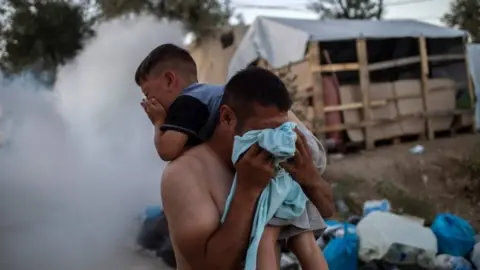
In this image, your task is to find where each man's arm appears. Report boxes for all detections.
[280,123,334,218]
[161,160,259,269]
[301,172,335,218]
[155,95,209,161]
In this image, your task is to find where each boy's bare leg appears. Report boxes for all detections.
[288,230,329,270]
[257,225,281,270]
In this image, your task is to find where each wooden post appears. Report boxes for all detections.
[418,36,434,140]
[356,38,374,150]
[463,37,476,132]
[307,42,325,140]
[463,39,475,109]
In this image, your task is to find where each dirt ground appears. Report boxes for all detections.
[324,134,480,229]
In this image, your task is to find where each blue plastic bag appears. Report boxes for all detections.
[144,205,163,220]
[324,223,359,270]
[431,213,476,257]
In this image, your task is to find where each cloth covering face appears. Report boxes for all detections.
[221,122,310,270]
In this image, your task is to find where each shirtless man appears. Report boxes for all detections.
[137,47,334,269]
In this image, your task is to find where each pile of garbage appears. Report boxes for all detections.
[136,206,176,268]
[281,200,480,270]
[136,201,480,270]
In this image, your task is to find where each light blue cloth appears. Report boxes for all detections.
[221,122,308,270]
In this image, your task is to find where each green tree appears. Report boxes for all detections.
[0,0,94,84]
[442,0,480,42]
[93,0,232,40]
[308,0,384,19]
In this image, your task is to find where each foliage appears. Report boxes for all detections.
[442,0,480,42]
[0,0,95,84]
[308,0,384,20]
[93,0,232,40]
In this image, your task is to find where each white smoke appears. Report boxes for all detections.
[0,16,184,270]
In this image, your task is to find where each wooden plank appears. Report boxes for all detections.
[419,36,434,140]
[463,39,476,109]
[320,109,474,132]
[429,54,465,62]
[369,55,421,71]
[310,62,359,73]
[308,53,464,73]
[307,42,325,139]
[368,54,464,72]
[303,86,456,103]
[324,100,387,113]
[462,37,476,132]
[356,38,374,150]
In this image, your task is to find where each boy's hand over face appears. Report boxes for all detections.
[141,98,166,126]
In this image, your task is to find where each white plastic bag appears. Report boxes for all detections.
[471,243,480,270]
[357,211,437,267]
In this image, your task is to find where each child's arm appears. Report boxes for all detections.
[156,95,210,161]
[154,128,189,161]
[287,111,327,173]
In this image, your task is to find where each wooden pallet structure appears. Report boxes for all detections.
[257,36,475,150]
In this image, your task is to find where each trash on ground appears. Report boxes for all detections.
[358,260,400,270]
[363,199,391,216]
[136,201,480,270]
[431,213,476,257]
[280,253,300,270]
[471,243,480,269]
[356,211,437,267]
[136,206,176,268]
[434,254,473,270]
[401,214,426,226]
[347,215,363,225]
[324,223,359,270]
[409,144,425,154]
[336,198,350,216]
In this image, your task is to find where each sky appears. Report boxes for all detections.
[231,0,451,25]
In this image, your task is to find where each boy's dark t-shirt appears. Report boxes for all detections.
[160,83,224,146]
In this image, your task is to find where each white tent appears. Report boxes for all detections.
[228,16,466,79]
[467,44,480,130]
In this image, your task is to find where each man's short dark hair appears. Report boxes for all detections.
[222,67,292,127]
[134,43,197,85]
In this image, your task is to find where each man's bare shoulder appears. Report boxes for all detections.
[161,144,212,191]
[163,146,205,178]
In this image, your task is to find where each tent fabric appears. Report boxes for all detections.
[228,16,466,79]
[467,44,480,129]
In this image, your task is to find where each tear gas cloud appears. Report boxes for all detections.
[0,16,183,270]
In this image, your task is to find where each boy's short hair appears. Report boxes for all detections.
[134,43,197,85]
[222,67,292,125]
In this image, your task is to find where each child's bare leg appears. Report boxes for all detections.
[288,230,328,270]
[257,225,281,270]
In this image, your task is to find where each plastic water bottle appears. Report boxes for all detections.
[471,243,480,270]
[434,254,473,270]
[363,199,391,216]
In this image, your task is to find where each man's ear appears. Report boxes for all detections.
[219,105,236,130]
